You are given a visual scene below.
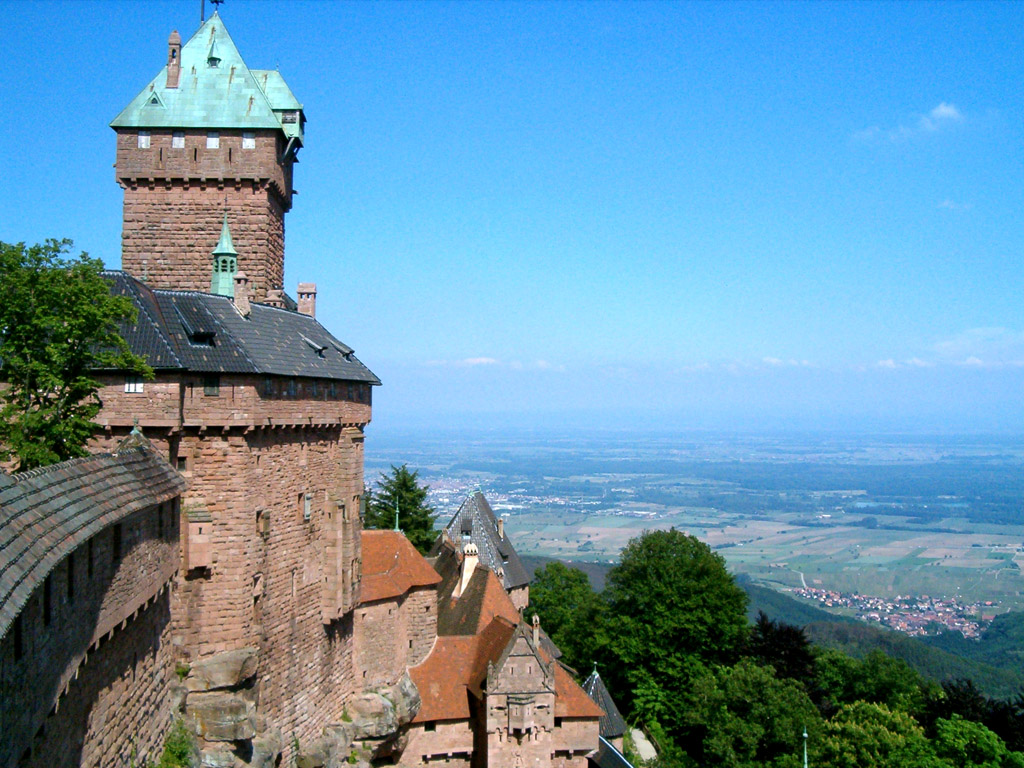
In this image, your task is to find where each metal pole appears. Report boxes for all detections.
[803,727,808,768]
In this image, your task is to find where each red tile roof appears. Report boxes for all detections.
[411,617,517,722]
[359,530,441,604]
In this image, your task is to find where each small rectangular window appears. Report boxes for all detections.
[263,377,273,397]
[13,614,23,661]
[67,553,75,604]
[177,456,187,472]
[138,131,151,149]
[43,575,52,626]
[124,376,144,393]
[207,131,220,149]
[242,131,256,149]
[172,131,185,149]
[347,383,355,400]
[287,379,297,398]
[424,721,436,732]
[203,375,220,396]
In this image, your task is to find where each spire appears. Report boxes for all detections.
[210,215,238,296]
[213,214,237,256]
[394,499,400,531]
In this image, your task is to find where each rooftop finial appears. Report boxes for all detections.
[394,499,400,531]
[131,417,141,436]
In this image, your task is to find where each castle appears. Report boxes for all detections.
[0,13,630,768]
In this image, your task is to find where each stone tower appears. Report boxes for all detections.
[111,13,304,301]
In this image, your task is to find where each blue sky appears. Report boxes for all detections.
[2,1,1022,433]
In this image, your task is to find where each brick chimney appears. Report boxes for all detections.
[166,31,182,89]
[532,614,540,646]
[233,272,251,317]
[455,542,479,598]
[297,282,317,318]
[264,289,285,309]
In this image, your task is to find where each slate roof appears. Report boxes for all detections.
[583,668,628,739]
[111,13,304,142]
[590,737,635,768]
[0,434,186,641]
[359,530,441,604]
[102,271,379,383]
[433,493,529,591]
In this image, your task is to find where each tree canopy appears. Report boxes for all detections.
[0,239,150,470]
[364,464,438,553]
[528,562,608,673]
[603,528,748,734]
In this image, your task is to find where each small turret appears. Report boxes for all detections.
[210,215,238,297]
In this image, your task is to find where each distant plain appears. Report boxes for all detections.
[367,428,1024,611]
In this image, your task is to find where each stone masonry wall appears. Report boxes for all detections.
[120,183,285,300]
[0,502,178,768]
[353,587,436,692]
[403,721,474,767]
[116,129,291,302]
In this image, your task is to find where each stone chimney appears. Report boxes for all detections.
[455,542,479,598]
[532,614,540,646]
[166,31,182,89]
[497,517,504,540]
[297,282,317,318]
[264,289,285,309]
[233,272,251,317]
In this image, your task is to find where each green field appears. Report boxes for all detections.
[506,506,1024,609]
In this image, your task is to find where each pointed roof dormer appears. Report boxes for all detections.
[210,215,238,297]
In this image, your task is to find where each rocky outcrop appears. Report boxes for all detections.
[348,672,421,740]
[188,691,257,741]
[185,648,259,692]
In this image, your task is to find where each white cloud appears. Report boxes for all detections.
[937,199,973,212]
[919,102,963,131]
[876,359,898,369]
[855,102,964,143]
[762,356,784,367]
[458,357,499,367]
[934,327,1024,366]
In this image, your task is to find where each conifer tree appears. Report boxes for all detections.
[364,464,438,553]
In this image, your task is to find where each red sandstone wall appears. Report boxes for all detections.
[353,588,436,689]
[120,184,284,300]
[116,129,291,301]
[0,503,178,768]
[404,721,474,766]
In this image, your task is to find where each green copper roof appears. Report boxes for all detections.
[111,13,303,142]
[212,215,237,256]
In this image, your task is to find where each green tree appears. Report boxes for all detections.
[0,239,150,470]
[679,659,823,768]
[528,562,608,673]
[603,528,748,736]
[817,701,944,768]
[933,716,1024,768]
[364,464,437,553]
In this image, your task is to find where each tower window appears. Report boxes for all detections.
[172,131,185,149]
[203,376,220,396]
[137,131,151,149]
[207,132,220,149]
[242,132,256,149]
[124,376,144,394]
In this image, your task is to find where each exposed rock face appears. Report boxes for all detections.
[186,648,259,692]
[349,692,397,739]
[188,691,257,741]
[249,730,283,768]
[390,671,422,724]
